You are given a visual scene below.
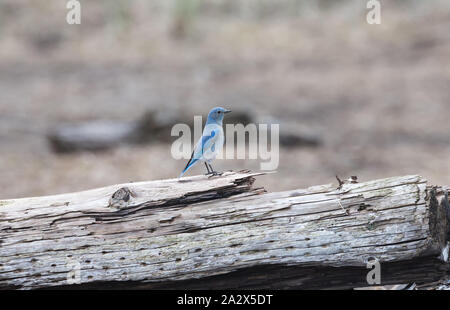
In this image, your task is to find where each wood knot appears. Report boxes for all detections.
[108,187,136,209]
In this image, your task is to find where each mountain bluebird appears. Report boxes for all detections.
[179,107,231,178]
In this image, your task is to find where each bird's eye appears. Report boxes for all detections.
[218,111,221,114]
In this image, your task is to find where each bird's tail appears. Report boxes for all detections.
[179,159,198,178]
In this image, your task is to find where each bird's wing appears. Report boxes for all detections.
[180,129,218,177]
[200,129,217,155]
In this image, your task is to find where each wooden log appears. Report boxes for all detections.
[0,173,449,290]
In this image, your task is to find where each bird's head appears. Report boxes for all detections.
[207,107,231,124]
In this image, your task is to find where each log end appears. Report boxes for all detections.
[427,186,450,261]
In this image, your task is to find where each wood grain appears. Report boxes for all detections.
[0,173,448,289]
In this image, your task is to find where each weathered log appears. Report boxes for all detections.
[0,173,449,290]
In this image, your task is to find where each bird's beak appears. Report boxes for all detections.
[224,109,232,114]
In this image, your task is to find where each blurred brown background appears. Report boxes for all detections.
[0,0,449,199]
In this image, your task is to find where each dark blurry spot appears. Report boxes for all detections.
[29,31,63,52]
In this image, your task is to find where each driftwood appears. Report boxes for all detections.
[0,172,449,290]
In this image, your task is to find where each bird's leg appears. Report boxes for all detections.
[204,162,213,175]
[207,163,214,173]
[207,163,223,177]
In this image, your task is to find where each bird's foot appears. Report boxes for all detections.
[208,171,223,178]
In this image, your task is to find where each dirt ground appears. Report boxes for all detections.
[1,0,450,199]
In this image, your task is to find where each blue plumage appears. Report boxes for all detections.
[179,107,231,178]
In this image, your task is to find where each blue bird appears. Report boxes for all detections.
[179,107,231,178]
